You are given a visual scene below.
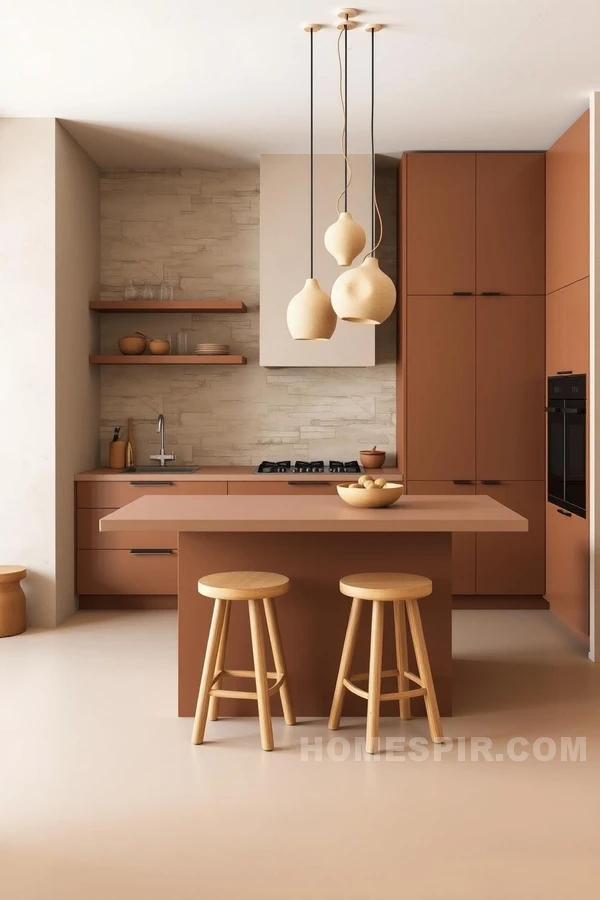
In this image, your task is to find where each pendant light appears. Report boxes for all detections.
[331,23,396,325]
[287,25,337,341]
[324,10,366,267]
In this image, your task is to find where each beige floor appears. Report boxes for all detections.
[1,609,599,899]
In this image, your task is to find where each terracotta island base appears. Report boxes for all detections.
[99,493,528,718]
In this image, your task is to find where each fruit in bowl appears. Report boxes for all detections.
[337,477,404,508]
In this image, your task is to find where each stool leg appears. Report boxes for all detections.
[192,597,227,745]
[328,596,363,731]
[366,600,384,755]
[208,599,231,722]
[248,598,274,751]
[405,598,444,743]
[393,600,411,721]
[263,596,296,726]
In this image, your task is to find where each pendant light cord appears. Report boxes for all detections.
[365,25,383,258]
[335,21,353,216]
[310,26,314,278]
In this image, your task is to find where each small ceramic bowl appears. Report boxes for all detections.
[148,339,171,355]
[337,482,404,509]
[360,449,386,469]
[118,333,146,355]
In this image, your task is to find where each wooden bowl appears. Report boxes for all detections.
[118,334,146,355]
[337,482,404,508]
[360,449,386,468]
[148,339,171,355]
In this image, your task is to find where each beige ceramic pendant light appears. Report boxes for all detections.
[324,10,366,267]
[331,23,396,324]
[287,25,337,341]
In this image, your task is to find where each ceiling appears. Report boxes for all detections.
[1,0,598,167]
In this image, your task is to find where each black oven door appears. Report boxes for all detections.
[547,405,565,508]
[564,402,586,515]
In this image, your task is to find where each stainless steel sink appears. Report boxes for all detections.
[125,466,199,474]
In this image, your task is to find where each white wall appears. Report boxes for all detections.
[55,123,100,623]
[0,119,57,626]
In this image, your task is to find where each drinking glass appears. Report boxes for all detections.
[124,278,138,301]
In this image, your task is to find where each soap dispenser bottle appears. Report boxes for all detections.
[108,427,126,469]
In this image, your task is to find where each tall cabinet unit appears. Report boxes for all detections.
[399,151,546,603]
[545,111,590,638]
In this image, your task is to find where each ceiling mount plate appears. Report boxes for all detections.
[365,23,383,32]
[336,7,359,28]
[303,23,322,31]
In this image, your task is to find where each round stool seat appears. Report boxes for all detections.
[339,572,432,602]
[198,571,290,601]
[0,566,26,584]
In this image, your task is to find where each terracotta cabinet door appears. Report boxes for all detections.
[477,295,545,480]
[475,481,545,595]
[545,278,589,376]
[406,295,476,481]
[405,153,476,295]
[407,481,476,594]
[545,504,589,636]
[476,153,546,295]
[546,289,566,376]
[546,111,590,295]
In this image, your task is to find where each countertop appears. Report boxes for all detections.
[99,493,528,534]
[76,466,404,482]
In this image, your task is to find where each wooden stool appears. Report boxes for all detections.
[192,571,296,751]
[328,573,444,753]
[0,566,27,638]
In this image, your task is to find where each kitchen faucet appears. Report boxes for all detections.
[150,414,176,467]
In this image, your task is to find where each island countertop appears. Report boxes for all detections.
[99,493,528,534]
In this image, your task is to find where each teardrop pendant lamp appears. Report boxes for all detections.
[331,23,396,325]
[324,12,366,267]
[287,25,337,341]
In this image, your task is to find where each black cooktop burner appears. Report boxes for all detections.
[255,460,363,474]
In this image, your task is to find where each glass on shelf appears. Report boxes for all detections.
[177,330,191,355]
[160,281,174,302]
[142,283,156,301]
[123,279,138,301]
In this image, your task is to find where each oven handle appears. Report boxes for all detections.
[563,408,585,414]
[544,406,560,413]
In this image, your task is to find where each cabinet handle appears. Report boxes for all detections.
[480,480,501,485]
[556,509,572,518]
[130,481,175,487]
[453,480,474,485]
[452,291,473,296]
[556,370,573,375]
[287,481,332,486]
[481,291,503,296]
[129,549,175,556]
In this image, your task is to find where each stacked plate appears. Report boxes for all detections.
[194,342,229,356]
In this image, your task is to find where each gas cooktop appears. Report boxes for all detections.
[255,460,363,475]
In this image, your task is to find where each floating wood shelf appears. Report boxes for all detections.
[89,355,247,366]
[89,300,247,313]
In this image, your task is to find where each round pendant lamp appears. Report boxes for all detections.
[287,25,337,341]
[324,14,366,267]
[331,24,396,325]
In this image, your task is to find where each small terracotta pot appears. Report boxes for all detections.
[360,447,386,469]
[148,338,171,356]
[118,332,146,355]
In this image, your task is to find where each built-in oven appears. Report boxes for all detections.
[546,374,586,518]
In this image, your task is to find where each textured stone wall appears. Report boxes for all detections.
[100,167,397,466]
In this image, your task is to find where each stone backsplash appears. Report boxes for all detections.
[100,167,397,466]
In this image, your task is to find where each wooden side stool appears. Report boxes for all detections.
[192,571,296,751]
[0,566,27,638]
[328,572,444,754]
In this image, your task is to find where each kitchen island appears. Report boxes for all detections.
[100,493,527,717]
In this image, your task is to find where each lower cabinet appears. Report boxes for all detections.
[407,480,545,596]
[545,503,589,636]
[77,549,178,595]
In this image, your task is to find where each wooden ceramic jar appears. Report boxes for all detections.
[0,566,27,637]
